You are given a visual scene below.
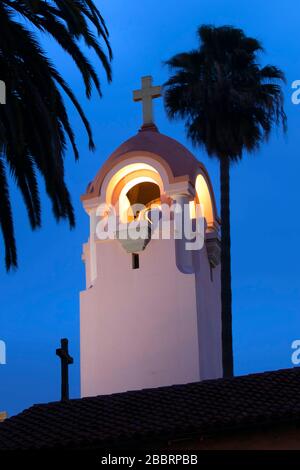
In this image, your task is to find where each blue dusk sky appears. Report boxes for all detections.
[1,0,300,416]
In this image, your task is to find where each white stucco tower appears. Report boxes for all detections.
[80,77,223,398]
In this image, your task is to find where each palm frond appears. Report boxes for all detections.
[0,0,112,269]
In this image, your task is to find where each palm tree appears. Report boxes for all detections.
[164,25,286,377]
[0,0,112,270]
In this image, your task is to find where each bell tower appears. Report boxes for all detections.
[80,77,222,397]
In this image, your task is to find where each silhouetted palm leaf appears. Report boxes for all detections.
[0,0,112,269]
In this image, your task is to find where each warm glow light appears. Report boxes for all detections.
[105,163,163,223]
[104,164,215,226]
[189,200,196,219]
[195,174,214,226]
[106,163,160,206]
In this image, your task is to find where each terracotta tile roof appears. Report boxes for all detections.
[1,368,300,450]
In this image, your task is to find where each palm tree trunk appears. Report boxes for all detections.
[220,156,234,377]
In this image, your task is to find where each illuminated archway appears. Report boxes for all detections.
[105,162,164,223]
[190,174,215,227]
[118,176,160,222]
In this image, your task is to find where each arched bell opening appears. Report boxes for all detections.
[118,177,162,223]
[105,162,166,223]
[190,174,216,229]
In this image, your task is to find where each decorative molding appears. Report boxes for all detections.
[81,196,101,214]
[165,180,195,199]
[206,235,221,268]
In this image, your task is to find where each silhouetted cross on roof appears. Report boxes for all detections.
[56,338,73,401]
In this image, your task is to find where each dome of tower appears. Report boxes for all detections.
[82,127,207,198]
[81,125,219,230]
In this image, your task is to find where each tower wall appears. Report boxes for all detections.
[80,232,222,397]
[193,246,222,380]
[81,236,198,397]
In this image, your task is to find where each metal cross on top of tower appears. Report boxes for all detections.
[133,76,162,128]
